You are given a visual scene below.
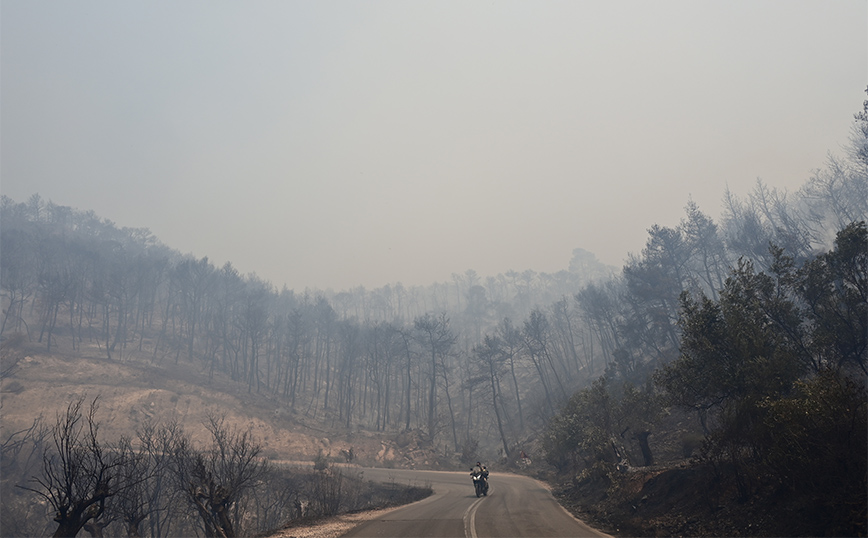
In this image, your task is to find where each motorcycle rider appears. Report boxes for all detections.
[471,461,487,477]
[471,461,489,494]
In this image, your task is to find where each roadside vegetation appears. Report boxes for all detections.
[542,222,866,537]
[0,395,431,537]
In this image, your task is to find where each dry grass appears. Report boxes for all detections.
[0,336,382,464]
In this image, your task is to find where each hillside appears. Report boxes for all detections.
[0,333,441,471]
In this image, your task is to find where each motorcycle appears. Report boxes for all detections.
[471,470,489,497]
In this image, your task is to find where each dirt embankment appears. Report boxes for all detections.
[0,339,448,470]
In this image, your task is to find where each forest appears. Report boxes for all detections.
[1,95,866,537]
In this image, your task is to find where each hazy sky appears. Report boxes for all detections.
[2,2,865,291]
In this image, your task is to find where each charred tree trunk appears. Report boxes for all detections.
[634,430,654,467]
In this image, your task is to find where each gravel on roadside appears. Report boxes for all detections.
[266,504,407,538]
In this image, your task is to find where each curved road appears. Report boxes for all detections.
[344,467,612,538]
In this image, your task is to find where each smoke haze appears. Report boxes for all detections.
[1,1,865,290]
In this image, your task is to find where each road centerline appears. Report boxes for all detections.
[463,496,485,538]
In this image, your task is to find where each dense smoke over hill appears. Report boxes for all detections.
[3,94,865,446]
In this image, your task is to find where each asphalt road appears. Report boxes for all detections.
[344,467,612,538]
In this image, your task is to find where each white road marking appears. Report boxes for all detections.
[463,496,485,538]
